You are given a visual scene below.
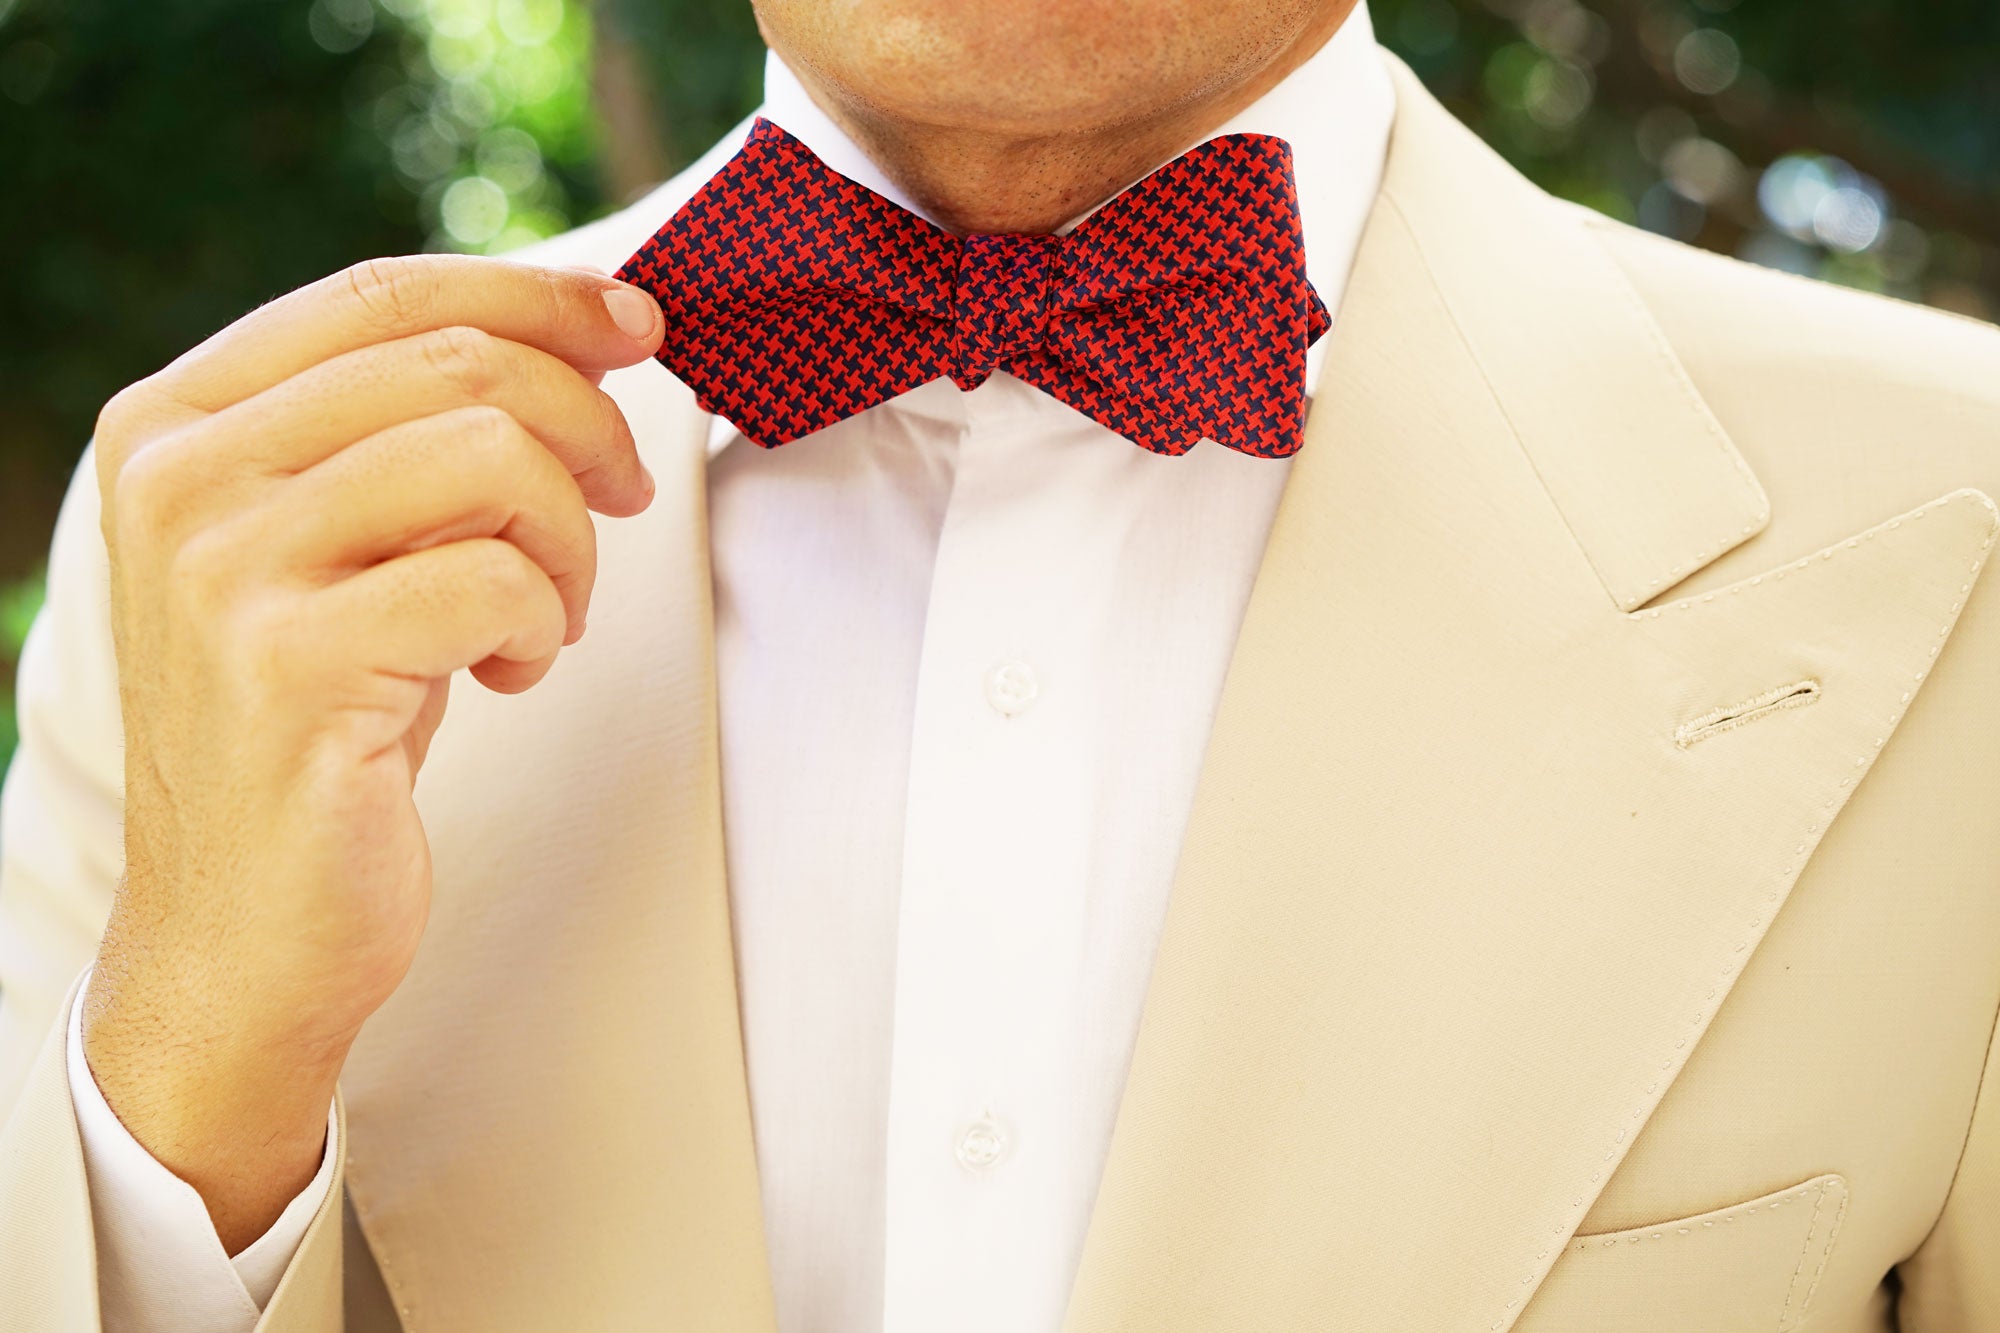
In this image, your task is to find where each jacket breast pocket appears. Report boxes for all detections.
[1513,1173,1849,1333]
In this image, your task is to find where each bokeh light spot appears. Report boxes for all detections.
[1758,154,1834,237]
[1523,0,1609,65]
[497,0,564,47]
[440,174,509,245]
[1524,59,1594,130]
[1813,186,1885,253]
[427,0,495,42]
[1483,42,1541,110]
[1674,28,1741,96]
[475,124,545,192]
[308,0,374,53]
[1662,137,1742,205]
[428,29,497,80]
[391,114,459,182]
[497,43,563,103]
[1634,104,1697,165]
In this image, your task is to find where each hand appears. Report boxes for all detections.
[79,254,665,1252]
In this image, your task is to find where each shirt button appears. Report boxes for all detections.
[956,1116,1009,1170]
[984,660,1039,716]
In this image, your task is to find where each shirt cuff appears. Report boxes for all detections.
[65,966,339,1328]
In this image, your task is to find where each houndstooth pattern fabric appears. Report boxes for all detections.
[615,117,1329,458]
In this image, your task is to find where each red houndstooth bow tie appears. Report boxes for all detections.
[615,117,1329,458]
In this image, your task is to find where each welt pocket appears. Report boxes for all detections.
[1515,1173,1849,1333]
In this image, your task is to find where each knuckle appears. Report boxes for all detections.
[456,404,530,474]
[229,594,311,693]
[591,385,638,456]
[341,255,435,332]
[110,436,195,552]
[527,263,576,332]
[569,388,640,490]
[421,325,504,400]
[169,524,239,596]
[469,538,536,598]
[565,489,598,568]
[166,518,271,635]
[93,380,151,451]
[93,380,179,509]
[543,507,596,598]
[449,409,535,534]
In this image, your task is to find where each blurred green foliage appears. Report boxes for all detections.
[1,0,1996,772]
[0,572,43,766]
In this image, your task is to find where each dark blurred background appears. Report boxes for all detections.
[2,0,1996,766]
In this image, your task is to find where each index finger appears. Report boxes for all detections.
[148,254,666,415]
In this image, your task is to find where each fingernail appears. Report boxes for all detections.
[640,462,657,497]
[602,286,659,341]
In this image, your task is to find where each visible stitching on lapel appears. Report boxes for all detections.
[1674,679,1821,749]
[1488,488,1999,1332]
[1632,490,1995,623]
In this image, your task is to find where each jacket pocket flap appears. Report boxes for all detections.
[1518,1173,1848,1333]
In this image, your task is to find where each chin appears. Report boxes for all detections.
[754,0,1306,137]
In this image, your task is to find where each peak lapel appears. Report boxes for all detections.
[336,366,779,1331]
[1061,55,1995,1333]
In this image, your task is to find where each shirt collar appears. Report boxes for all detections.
[704,2,1395,458]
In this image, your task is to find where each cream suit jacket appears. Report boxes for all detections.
[3,55,1998,1333]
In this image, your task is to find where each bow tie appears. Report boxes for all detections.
[615,117,1329,458]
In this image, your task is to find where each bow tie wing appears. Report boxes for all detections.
[616,119,963,447]
[1030,134,1328,458]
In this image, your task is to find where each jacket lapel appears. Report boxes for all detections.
[336,364,779,1330]
[1060,56,1996,1333]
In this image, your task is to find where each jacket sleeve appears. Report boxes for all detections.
[0,443,124,1119]
[1896,995,2000,1330]
[0,445,348,1331]
[67,965,340,1330]
[0,974,351,1333]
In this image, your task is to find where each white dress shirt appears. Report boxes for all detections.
[64,10,1395,1330]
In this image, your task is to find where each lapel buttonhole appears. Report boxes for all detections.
[1674,678,1822,750]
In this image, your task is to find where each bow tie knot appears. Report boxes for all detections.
[618,117,1329,457]
[951,233,1059,389]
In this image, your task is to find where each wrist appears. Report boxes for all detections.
[88,883,372,1064]
[81,955,350,1253]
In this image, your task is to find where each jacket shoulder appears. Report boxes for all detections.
[1583,206,2000,400]
[1579,207,2000,526]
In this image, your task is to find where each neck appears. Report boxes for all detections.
[780,3,1358,235]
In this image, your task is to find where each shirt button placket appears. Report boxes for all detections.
[955,1115,1010,1172]
[983,659,1039,716]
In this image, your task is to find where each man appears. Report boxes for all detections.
[1,0,1996,1327]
